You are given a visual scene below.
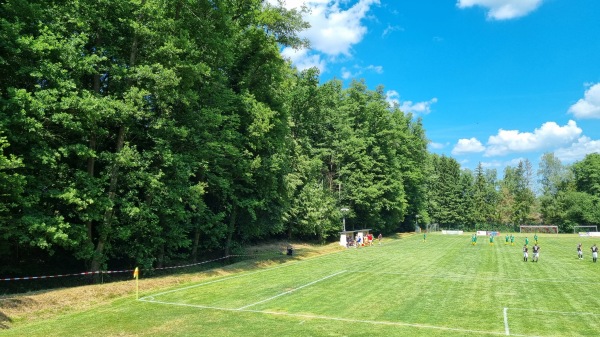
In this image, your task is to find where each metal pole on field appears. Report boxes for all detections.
[341,208,349,232]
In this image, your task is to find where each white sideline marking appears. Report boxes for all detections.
[503,307,510,335]
[237,270,346,310]
[139,249,346,301]
[139,298,535,337]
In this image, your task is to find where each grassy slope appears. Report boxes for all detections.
[1,233,598,336]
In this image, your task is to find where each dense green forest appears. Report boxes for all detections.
[1,0,600,280]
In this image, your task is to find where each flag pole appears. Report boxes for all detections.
[133,267,139,299]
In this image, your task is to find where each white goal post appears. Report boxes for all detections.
[573,225,598,233]
[426,223,439,232]
[519,225,558,234]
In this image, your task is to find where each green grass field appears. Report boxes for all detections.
[3,233,600,336]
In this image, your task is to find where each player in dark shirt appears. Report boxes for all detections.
[523,245,528,262]
[532,244,540,262]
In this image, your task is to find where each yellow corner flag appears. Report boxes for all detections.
[133,267,139,299]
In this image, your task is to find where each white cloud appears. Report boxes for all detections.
[341,67,354,79]
[568,83,600,119]
[457,0,544,20]
[366,65,383,74]
[480,160,502,168]
[485,120,582,156]
[386,90,401,106]
[382,24,404,37]
[273,0,379,71]
[554,136,600,163]
[400,97,438,114]
[429,141,447,150]
[452,138,486,155]
[340,64,383,79]
[281,47,327,72]
[386,90,438,114]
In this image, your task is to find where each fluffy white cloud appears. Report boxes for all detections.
[386,90,438,114]
[452,138,485,155]
[568,83,600,119]
[281,47,326,72]
[400,98,438,114]
[273,0,379,71]
[457,0,544,20]
[485,120,582,156]
[554,136,600,163]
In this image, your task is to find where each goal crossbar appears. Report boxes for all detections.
[573,225,598,234]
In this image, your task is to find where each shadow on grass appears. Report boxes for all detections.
[0,297,36,329]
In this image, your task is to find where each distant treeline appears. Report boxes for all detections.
[1,1,599,281]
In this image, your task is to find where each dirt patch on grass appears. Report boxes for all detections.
[0,241,344,329]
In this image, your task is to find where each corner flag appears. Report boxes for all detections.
[133,267,139,299]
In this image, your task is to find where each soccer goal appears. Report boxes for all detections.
[426,223,439,232]
[573,225,598,234]
[519,225,558,234]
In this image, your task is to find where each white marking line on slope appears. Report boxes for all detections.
[139,249,347,301]
[237,270,347,310]
[503,307,510,336]
[352,270,597,285]
[139,298,535,337]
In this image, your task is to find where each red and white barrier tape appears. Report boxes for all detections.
[0,255,234,281]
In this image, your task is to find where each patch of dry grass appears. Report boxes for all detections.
[0,240,344,329]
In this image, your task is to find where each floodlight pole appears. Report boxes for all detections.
[341,208,349,232]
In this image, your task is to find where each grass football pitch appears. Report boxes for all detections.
[4,233,600,336]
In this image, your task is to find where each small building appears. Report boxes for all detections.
[339,229,372,247]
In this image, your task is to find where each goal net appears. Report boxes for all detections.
[519,225,558,234]
[426,223,439,232]
[573,225,598,233]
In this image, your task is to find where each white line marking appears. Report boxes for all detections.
[139,298,535,337]
[140,250,346,301]
[503,307,510,335]
[237,270,346,310]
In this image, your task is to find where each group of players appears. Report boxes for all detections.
[469,232,599,263]
[578,242,599,262]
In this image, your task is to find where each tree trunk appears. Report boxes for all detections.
[86,133,96,242]
[90,125,125,277]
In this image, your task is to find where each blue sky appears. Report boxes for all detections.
[272,0,600,172]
